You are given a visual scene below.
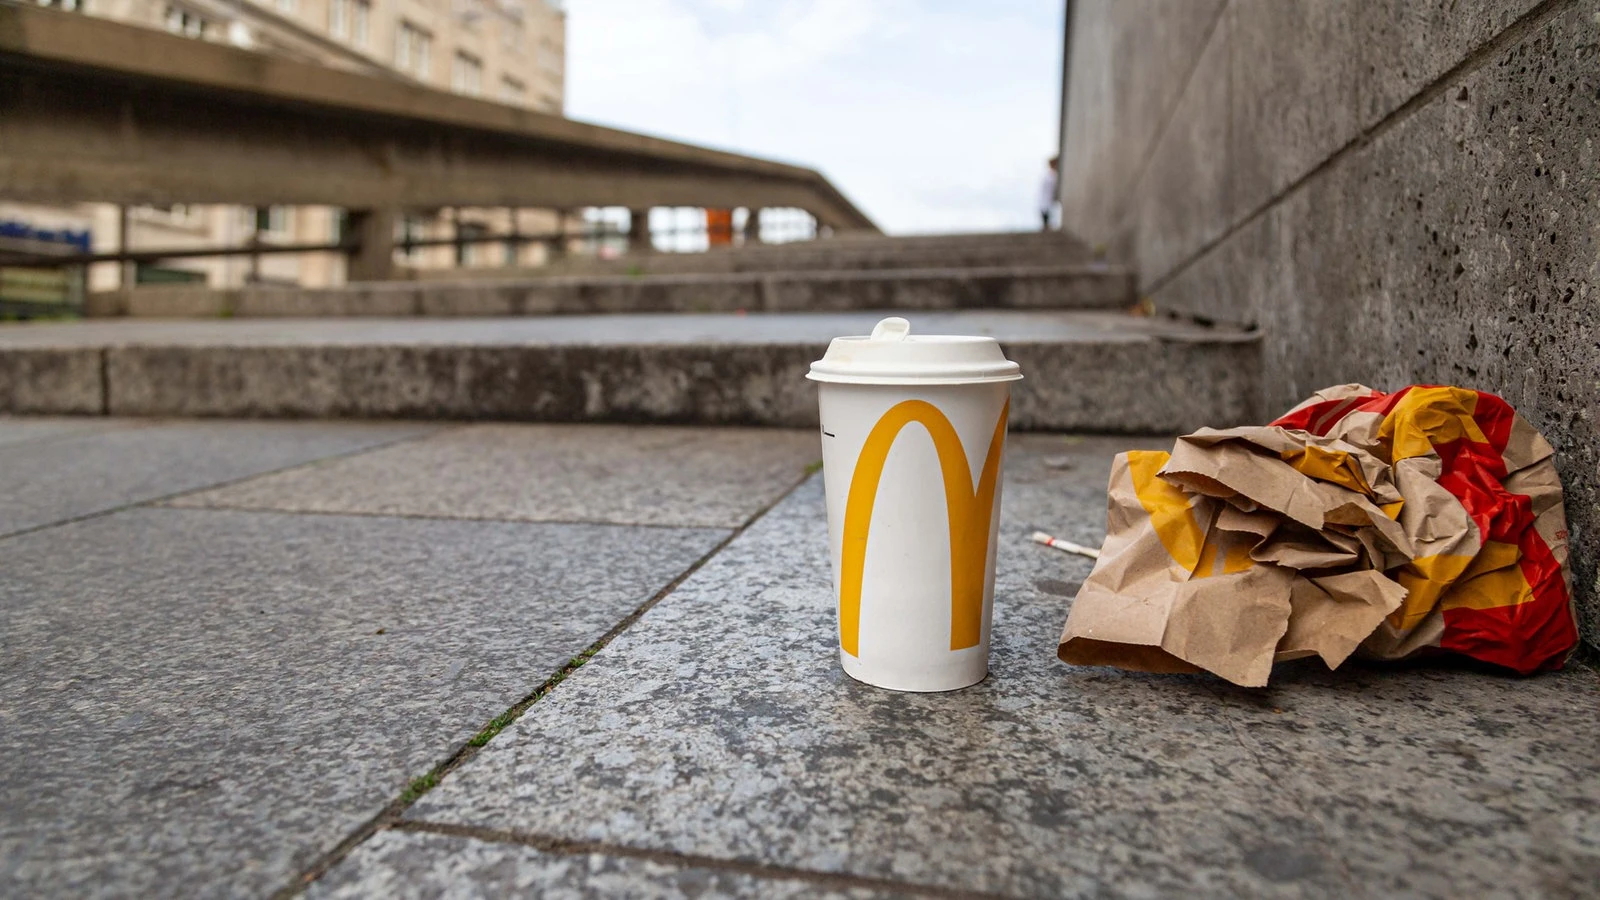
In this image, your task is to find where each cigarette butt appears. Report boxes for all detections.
[1031,531,1101,560]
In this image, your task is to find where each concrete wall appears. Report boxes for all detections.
[1059,0,1600,644]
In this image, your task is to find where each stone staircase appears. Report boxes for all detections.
[473,229,1102,277]
[7,232,1262,433]
[94,231,1130,319]
[99,264,1133,318]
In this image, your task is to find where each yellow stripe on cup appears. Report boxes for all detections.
[838,399,1009,657]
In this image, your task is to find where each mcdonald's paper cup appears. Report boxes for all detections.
[807,316,1023,692]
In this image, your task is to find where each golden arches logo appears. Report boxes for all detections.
[838,398,1010,657]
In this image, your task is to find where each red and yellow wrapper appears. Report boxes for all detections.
[1058,384,1577,687]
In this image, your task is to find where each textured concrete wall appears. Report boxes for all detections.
[1057,0,1227,257]
[1059,0,1600,644]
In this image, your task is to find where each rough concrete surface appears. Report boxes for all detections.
[169,423,821,529]
[0,309,1225,348]
[1226,0,1543,223]
[1004,334,1259,434]
[1226,0,1364,222]
[404,435,1600,898]
[236,283,423,318]
[0,506,726,898]
[0,345,101,414]
[0,312,1259,433]
[1058,0,1228,246]
[1129,7,1236,285]
[122,284,245,319]
[484,230,1090,280]
[760,267,1132,315]
[309,830,904,900]
[1356,0,1547,133]
[0,418,435,536]
[1060,0,1547,275]
[106,266,1133,319]
[104,341,830,426]
[1152,0,1600,642]
[0,415,125,447]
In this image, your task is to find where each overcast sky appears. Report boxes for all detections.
[564,0,1065,235]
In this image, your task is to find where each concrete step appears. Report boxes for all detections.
[0,310,1260,432]
[492,231,1095,279]
[97,264,1135,319]
[813,229,1084,246]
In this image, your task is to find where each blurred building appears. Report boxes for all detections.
[0,0,568,289]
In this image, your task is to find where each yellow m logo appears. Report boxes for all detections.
[839,398,1010,657]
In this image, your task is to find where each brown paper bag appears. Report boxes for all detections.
[1057,384,1578,686]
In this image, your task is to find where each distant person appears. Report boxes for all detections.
[1039,156,1059,230]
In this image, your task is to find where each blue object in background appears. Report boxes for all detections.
[0,219,93,253]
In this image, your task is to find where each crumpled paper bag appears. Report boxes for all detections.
[1057,384,1578,687]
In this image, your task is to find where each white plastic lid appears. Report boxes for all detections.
[806,317,1023,385]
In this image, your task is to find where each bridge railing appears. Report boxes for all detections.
[0,3,874,289]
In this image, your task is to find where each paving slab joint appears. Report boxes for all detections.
[97,348,110,416]
[275,465,821,899]
[388,819,1018,900]
[0,423,446,544]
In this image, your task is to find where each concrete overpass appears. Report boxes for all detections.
[0,3,877,278]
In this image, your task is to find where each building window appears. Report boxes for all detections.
[396,215,425,262]
[164,4,208,38]
[329,0,369,45]
[36,0,86,12]
[134,204,203,227]
[254,206,292,237]
[452,52,483,97]
[135,263,207,285]
[500,76,525,106]
[501,4,524,52]
[396,22,432,79]
[455,0,487,31]
[456,221,488,266]
[350,0,368,46]
[536,41,561,75]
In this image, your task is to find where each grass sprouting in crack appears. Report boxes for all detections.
[466,648,600,748]
[400,648,605,806]
[399,772,438,805]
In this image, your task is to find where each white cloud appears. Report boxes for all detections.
[565,0,1063,234]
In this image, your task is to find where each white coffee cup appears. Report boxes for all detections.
[807,316,1023,692]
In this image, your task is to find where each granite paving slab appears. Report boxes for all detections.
[403,435,1600,899]
[0,507,727,899]
[0,415,129,448]
[308,829,910,900]
[1223,665,1600,896]
[0,418,438,536]
[168,424,820,529]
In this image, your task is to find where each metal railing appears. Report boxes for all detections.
[0,207,823,269]
[0,205,828,315]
